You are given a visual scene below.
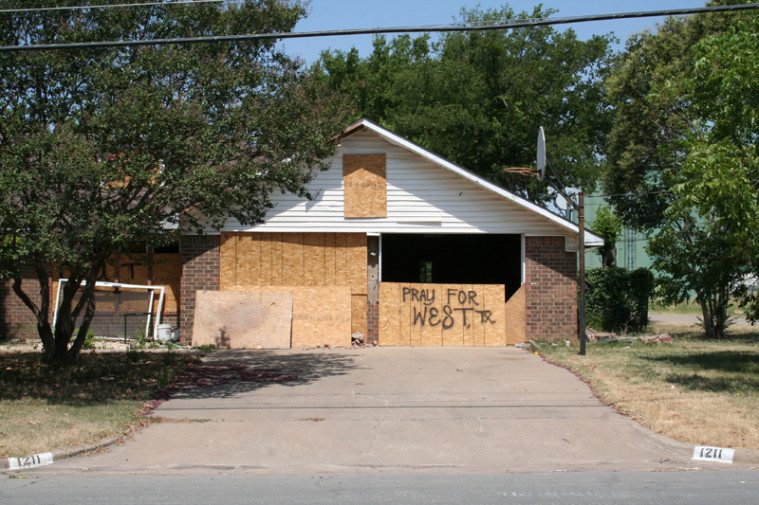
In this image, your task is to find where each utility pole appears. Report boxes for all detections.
[578,191,586,356]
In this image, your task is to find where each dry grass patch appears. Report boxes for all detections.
[537,328,759,449]
[0,349,201,458]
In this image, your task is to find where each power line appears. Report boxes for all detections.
[1,3,758,52]
[0,0,228,14]
[586,189,673,199]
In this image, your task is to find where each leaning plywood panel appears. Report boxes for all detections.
[227,285,351,348]
[503,285,527,344]
[191,290,292,349]
[343,153,387,218]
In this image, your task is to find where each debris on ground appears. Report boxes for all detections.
[586,328,616,341]
[640,333,673,344]
[351,332,365,346]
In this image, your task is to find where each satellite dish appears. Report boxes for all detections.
[536,126,546,180]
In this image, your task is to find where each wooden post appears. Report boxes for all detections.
[578,191,587,356]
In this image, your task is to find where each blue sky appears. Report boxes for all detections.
[280,0,705,63]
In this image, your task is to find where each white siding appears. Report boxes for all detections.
[222,130,574,237]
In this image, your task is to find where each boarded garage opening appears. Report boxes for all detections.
[381,234,522,299]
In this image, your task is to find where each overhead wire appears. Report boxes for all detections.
[1,3,758,51]
[0,0,230,14]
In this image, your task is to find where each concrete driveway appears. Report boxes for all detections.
[48,347,691,474]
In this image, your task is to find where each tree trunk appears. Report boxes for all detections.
[698,294,728,339]
[12,258,105,364]
[700,299,717,339]
[602,246,617,268]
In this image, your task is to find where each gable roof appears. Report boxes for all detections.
[341,118,603,247]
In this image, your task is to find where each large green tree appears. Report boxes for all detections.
[605,4,758,337]
[314,5,614,202]
[0,0,348,361]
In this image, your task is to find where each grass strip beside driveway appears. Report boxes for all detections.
[537,331,759,449]
[0,349,201,458]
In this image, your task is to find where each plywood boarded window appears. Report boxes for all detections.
[343,154,387,218]
[219,232,368,342]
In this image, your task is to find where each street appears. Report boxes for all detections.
[2,470,757,505]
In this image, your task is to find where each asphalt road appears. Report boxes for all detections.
[2,471,757,505]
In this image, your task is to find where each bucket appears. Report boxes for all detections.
[156,323,176,343]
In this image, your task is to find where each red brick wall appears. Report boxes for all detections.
[0,270,40,340]
[367,302,379,344]
[525,236,577,341]
[0,266,46,341]
[179,235,220,342]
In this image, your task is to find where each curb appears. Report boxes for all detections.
[2,435,121,472]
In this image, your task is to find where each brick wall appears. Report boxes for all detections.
[179,235,220,342]
[0,266,46,341]
[367,302,379,344]
[525,236,577,341]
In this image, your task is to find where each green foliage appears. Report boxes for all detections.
[314,5,614,202]
[0,1,349,362]
[81,330,96,351]
[605,6,759,338]
[591,206,622,267]
[586,267,654,332]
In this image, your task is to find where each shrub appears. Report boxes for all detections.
[586,267,654,332]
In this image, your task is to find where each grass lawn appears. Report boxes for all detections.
[0,349,201,458]
[537,326,759,449]
[650,300,746,318]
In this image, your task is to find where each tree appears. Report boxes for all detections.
[606,5,758,338]
[314,5,614,202]
[0,0,348,362]
[591,206,622,268]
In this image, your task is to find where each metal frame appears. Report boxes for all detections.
[53,279,165,339]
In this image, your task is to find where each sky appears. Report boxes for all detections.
[280,0,706,63]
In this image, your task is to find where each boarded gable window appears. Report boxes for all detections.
[343,154,387,218]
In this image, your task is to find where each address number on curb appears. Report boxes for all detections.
[692,446,734,464]
[7,452,54,470]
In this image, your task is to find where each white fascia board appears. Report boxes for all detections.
[349,119,604,247]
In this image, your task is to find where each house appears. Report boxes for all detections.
[1,119,602,347]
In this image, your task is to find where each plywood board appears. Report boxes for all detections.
[351,294,368,336]
[282,233,304,285]
[270,232,284,285]
[504,285,527,344]
[346,233,368,294]
[379,283,403,346]
[461,284,481,347]
[421,284,445,347]
[303,233,325,286]
[191,290,292,349]
[227,285,351,348]
[218,232,367,341]
[379,283,507,347]
[219,234,236,290]
[343,154,387,218]
[482,285,507,347]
